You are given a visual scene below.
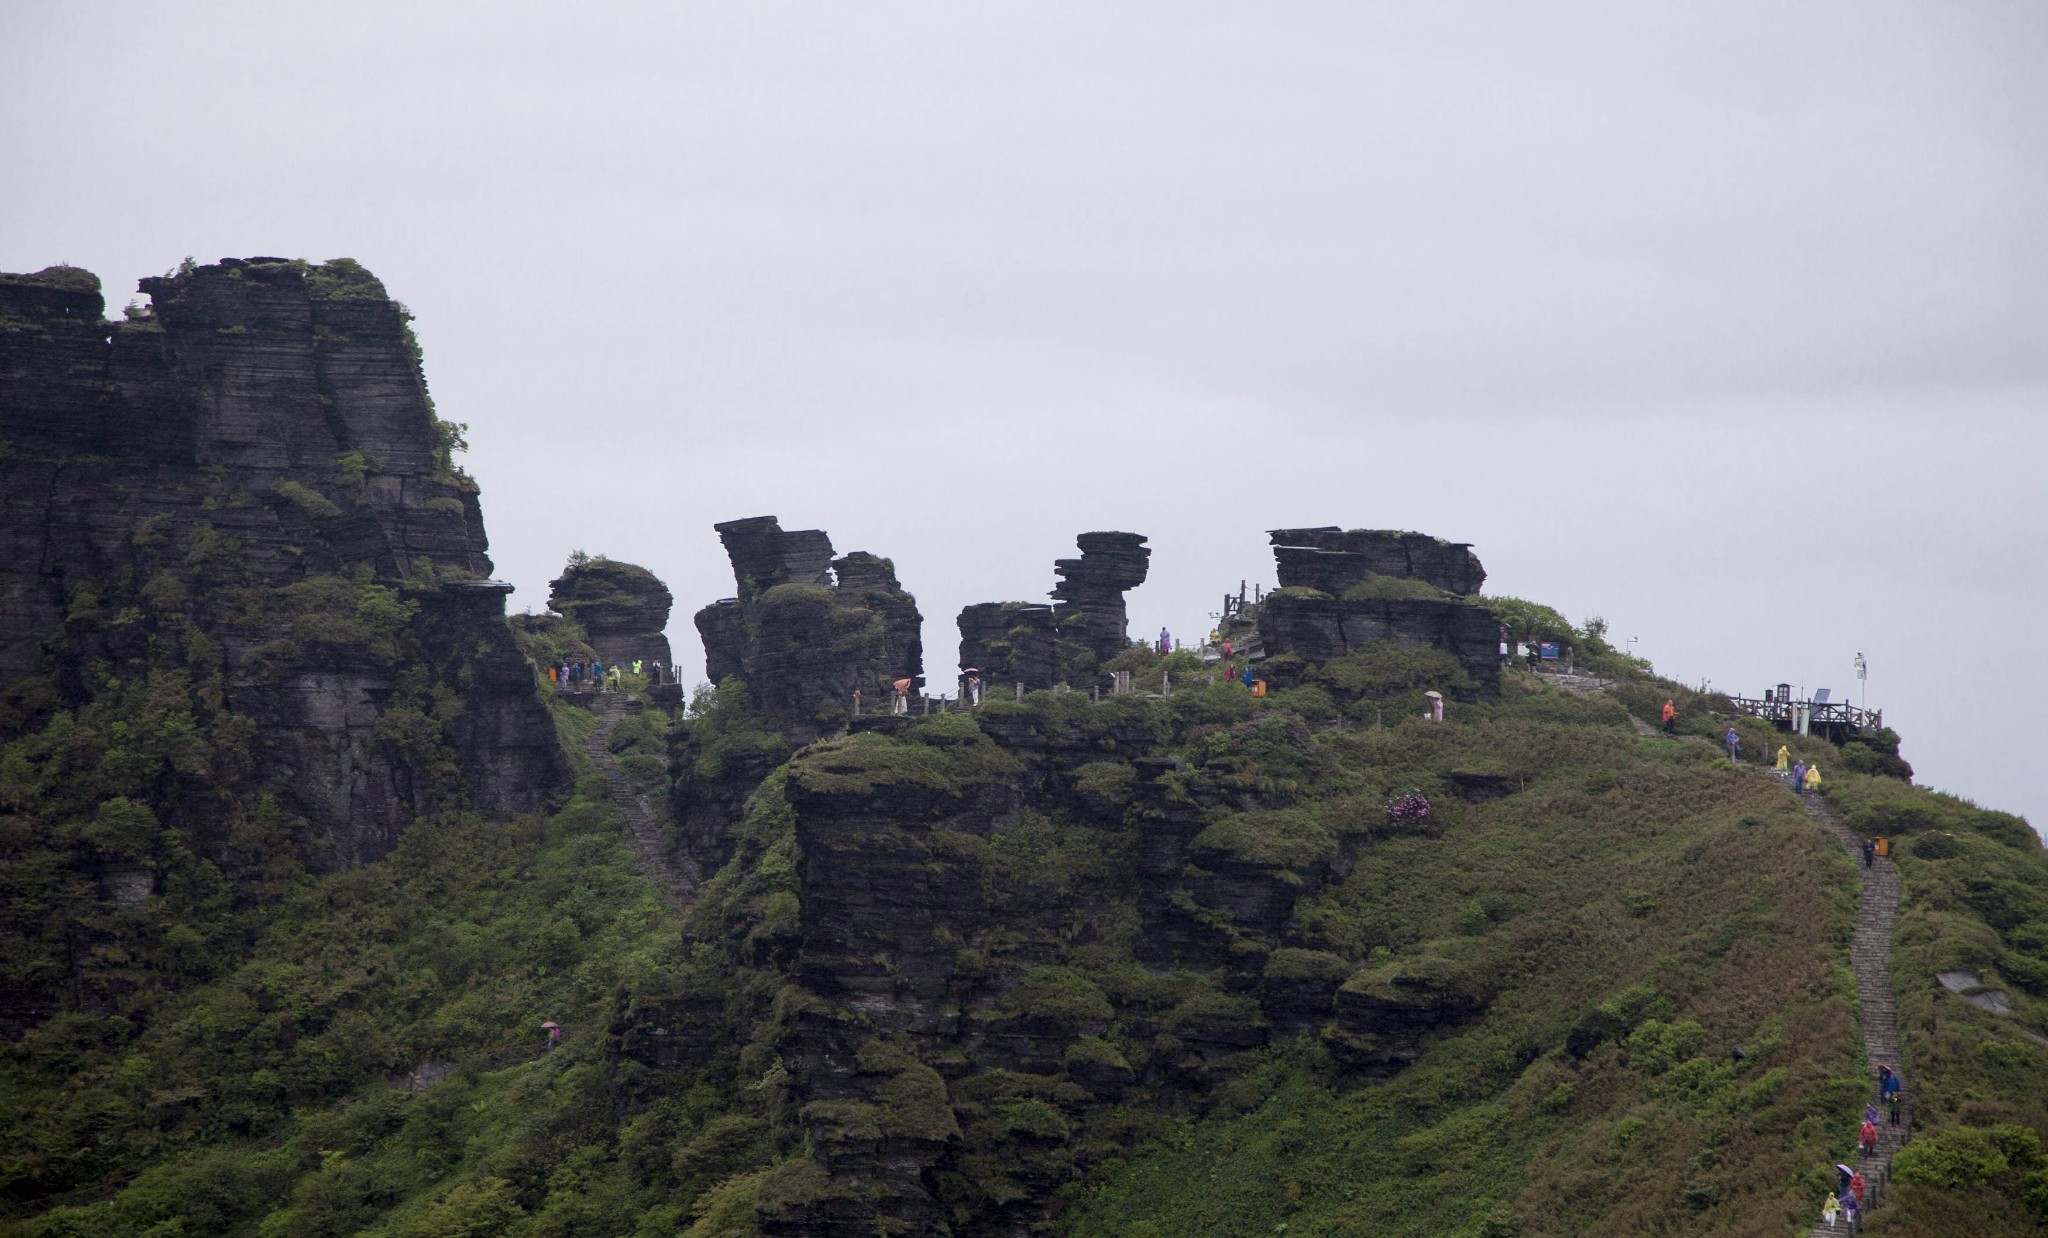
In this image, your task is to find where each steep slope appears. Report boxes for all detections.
[722,677,1866,1236]
[0,257,565,873]
[1,704,696,1237]
[4,387,2043,1238]
[0,256,573,1216]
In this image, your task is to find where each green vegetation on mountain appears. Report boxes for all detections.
[2,595,2044,1237]
[2,699,762,1238]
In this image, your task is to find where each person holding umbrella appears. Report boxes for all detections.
[542,1020,561,1051]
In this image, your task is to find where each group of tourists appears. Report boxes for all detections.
[540,655,686,691]
[1668,699,1828,794]
[1217,638,1266,688]
[549,658,623,690]
[1774,744,1824,794]
[1821,1066,1905,1228]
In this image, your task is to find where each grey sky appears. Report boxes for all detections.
[4,3,2043,830]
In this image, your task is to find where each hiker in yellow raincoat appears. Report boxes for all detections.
[1776,745,1790,772]
[1804,764,1823,793]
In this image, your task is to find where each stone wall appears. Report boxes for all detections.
[0,259,567,871]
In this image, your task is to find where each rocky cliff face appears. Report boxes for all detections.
[548,555,674,671]
[957,531,1150,691]
[692,516,923,742]
[1268,526,1487,596]
[668,517,923,880]
[1256,526,1500,700]
[0,258,567,875]
[620,523,1534,1234]
[636,702,1461,1237]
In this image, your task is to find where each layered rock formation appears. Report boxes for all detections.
[657,706,1462,1236]
[548,555,674,670]
[1268,526,1486,595]
[1256,526,1500,699]
[0,258,567,872]
[626,523,1523,1233]
[957,531,1150,690]
[692,516,923,742]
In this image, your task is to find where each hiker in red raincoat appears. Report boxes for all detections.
[1849,1169,1866,1208]
[1859,1119,1879,1156]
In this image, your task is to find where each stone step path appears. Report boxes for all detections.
[582,693,698,912]
[1621,707,1910,1229]
[1796,782,1908,1234]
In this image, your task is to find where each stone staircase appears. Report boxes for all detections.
[1798,785,1908,1233]
[582,693,698,912]
[1622,709,1910,1230]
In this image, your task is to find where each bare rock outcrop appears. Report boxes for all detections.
[0,258,568,874]
[692,516,923,742]
[1255,526,1500,700]
[1268,526,1486,596]
[548,555,674,671]
[956,531,1150,691]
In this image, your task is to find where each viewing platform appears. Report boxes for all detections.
[1728,684,1881,743]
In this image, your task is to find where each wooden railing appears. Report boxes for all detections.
[1728,695,1883,735]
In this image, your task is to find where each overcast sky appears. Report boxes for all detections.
[4,2,2043,832]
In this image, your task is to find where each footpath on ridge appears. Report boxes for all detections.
[1623,709,1910,1230]
[1797,783,1910,1232]
[581,693,699,913]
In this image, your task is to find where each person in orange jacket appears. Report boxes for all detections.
[1661,699,1677,733]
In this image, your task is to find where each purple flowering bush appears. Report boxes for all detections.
[1387,790,1433,827]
